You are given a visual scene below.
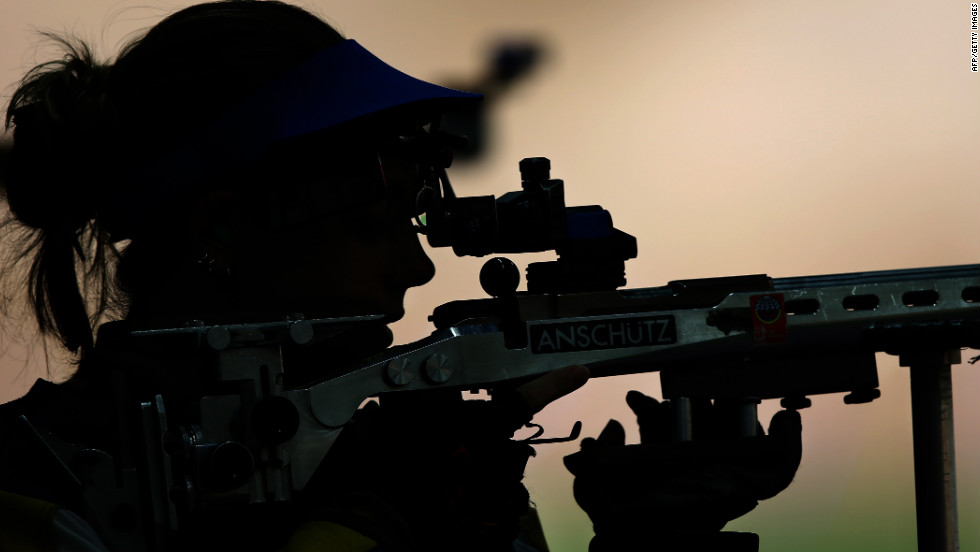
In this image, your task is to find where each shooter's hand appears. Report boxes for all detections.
[301,365,588,552]
[563,392,802,551]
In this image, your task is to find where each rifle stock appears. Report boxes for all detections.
[302,263,978,426]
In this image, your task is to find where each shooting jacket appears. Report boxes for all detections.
[0,322,549,552]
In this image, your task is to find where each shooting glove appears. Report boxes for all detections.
[563,392,802,551]
[303,392,537,552]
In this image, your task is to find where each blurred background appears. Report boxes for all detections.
[1,1,977,550]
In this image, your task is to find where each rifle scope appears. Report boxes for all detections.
[423,157,638,293]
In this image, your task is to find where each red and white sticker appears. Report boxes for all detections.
[751,293,786,344]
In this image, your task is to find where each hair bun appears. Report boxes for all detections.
[4,40,115,232]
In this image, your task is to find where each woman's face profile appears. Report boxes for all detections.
[211,128,438,323]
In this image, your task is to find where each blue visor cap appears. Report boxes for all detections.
[207,39,482,161]
[110,40,479,239]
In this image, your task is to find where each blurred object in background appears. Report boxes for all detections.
[441,38,546,162]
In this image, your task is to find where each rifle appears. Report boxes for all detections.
[25,158,978,551]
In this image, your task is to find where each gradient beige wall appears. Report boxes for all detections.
[2,1,977,550]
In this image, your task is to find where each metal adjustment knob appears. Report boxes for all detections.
[251,396,300,445]
[206,326,232,350]
[288,320,314,345]
[423,354,453,384]
[480,257,520,298]
[386,358,414,387]
[519,157,550,189]
[206,441,254,491]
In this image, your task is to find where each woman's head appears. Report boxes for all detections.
[3,1,469,355]
[6,1,345,234]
